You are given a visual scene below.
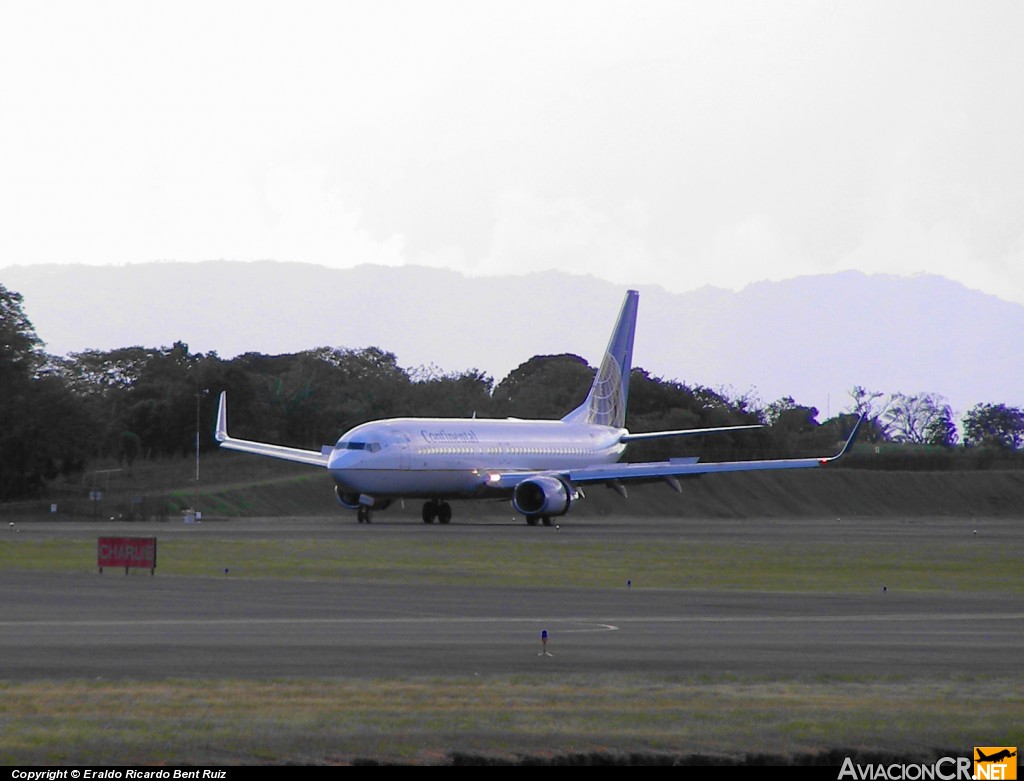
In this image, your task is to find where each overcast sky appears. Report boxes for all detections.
[2,1,1022,303]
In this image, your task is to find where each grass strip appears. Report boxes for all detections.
[0,536,1018,592]
[1,675,1019,765]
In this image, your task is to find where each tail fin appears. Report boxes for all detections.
[562,290,638,428]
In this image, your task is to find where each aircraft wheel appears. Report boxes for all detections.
[526,515,539,526]
[438,502,452,525]
[541,516,552,527]
[421,501,436,524]
[357,505,371,524]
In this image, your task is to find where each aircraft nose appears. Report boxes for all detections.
[327,447,361,471]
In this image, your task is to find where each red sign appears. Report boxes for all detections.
[98,537,157,573]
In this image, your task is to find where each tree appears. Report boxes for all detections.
[762,397,868,457]
[884,392,957,446]
[408,366,494,418]
[120,341,202,457]
[623,370,764,461]
[764,396,819,431]
[491,354,594,419]
[923,405,959,448]
[0,286,90,499]
[962,403,1024,450]
[846,386,894,443]
[0,284,45,385]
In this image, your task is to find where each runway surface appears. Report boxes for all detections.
[1,567,1020,681]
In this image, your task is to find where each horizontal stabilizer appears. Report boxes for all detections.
[620,424,762,443]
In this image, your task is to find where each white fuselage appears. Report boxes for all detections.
[327,417,628,498]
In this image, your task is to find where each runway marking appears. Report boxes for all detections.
[0,617,621,629]
[0,613,1020,628]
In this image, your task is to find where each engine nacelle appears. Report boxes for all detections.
[335,487,391,512]
[512,476,575,517]
[335,487,361,510]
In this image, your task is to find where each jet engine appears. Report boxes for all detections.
[334,487,391,512]
[512,476,575,517]
[335,487,361,510]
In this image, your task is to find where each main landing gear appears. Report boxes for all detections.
[525,515,553,527]
[356,505,372,523]
[421,500,452,524]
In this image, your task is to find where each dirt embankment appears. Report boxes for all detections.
[8,465,1024,521]
[576,468,1024,519]
[185,466,1024,519]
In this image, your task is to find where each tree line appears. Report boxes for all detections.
[2,283,1022,501]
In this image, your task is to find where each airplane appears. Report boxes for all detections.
[976,749,1016,763]
[215,290,862,525]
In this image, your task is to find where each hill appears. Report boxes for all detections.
[3,262,1023,415]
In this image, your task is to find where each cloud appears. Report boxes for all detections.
[477,190,664,284]
[2,1,1023,306]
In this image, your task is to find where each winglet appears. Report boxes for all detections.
[823,415,865,463]
[215,391,229,443]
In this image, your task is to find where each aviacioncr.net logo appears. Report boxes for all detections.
[838,756,972,779]
[974,747,1017,780]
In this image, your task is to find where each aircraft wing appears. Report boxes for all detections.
[214,392,330,467]
[487,416,863,490]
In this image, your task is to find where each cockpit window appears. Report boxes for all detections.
[339,441,381,453]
